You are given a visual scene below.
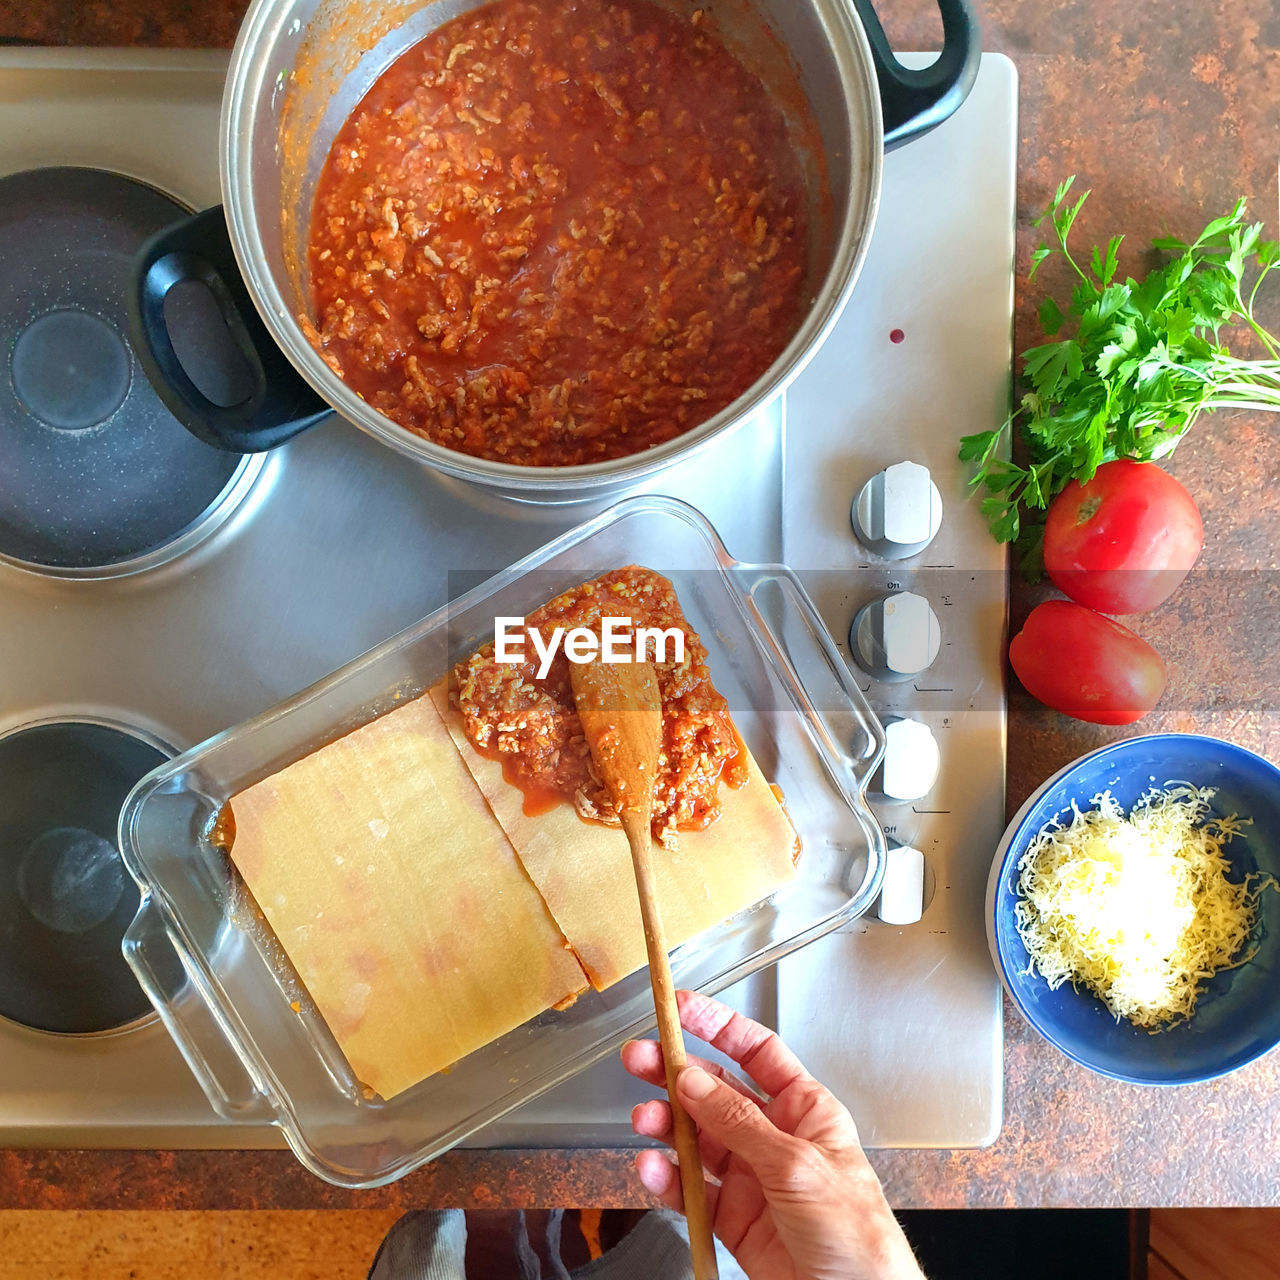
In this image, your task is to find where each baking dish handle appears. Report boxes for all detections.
[123,895,278,1125]
[852,0,981,151]
[129,205,331,453]
[733,566,886,796]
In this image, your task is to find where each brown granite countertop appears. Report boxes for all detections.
[2,0,1280,1212]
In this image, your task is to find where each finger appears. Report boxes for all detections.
[765,1074,864,1148]
[675,990,812,1099]
[630,1100,732,1178]
[676,1065,808,1188]
[635,1149,683,1210]
[631,1098,673,1141]
[635,1150,722,1220]
[621,1038,766,1102]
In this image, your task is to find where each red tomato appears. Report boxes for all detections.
[1043,460,1203,614]
[1009,600,1166,725]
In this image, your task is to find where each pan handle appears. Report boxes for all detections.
[730,563,888,920]
[734,566,886,791]
[850,0,981,151]
[122,895,278,1125]
[129,206,331,453]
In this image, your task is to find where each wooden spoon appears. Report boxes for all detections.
[570,657,719,1280]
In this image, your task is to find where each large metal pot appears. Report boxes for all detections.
[131,0,978,503]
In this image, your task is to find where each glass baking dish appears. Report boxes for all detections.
[118,495,886,1187]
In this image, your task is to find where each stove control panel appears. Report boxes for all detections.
[851,460,942,559]
[849,590,942,682]
[778,54,1012,1150]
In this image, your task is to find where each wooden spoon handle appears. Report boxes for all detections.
[621,810,719,1280]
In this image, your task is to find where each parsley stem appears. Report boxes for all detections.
[1206,356,1280,388]
[1247,262,1278,325]
[1203,395,1280,411]
[1234,295,1280,359]
[1059,243,1089,283]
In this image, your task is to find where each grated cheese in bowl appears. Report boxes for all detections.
[1014,784,1273,1031]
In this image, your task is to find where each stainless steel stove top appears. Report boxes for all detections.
[0,48,1014,1151]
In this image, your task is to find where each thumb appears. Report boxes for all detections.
[677,1065,797,1179]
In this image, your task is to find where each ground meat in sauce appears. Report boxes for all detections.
[451,567,746,846]
[306,0,809,466]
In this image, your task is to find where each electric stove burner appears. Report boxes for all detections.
[0,719,168,1034]
[0,167,260,575]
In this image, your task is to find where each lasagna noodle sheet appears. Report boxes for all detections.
[227,695,586,1100]
[428,682,797,990]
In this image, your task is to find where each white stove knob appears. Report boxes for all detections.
[849,591,941,682]
[852,461,943,559]
[877,843,926,925]
[879,717,940,802]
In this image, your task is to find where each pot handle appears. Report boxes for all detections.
[851,0,981,151]
[129,205,331,453]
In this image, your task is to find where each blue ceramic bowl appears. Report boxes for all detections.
[986,734,1280,1085]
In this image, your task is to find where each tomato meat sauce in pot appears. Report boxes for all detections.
[307,0,809,466]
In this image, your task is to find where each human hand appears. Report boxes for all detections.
[621,990,924,1280]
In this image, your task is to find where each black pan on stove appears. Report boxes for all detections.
[0,166,256,574]
[0,720,169,1034]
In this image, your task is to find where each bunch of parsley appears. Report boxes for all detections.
[961,178,1280,569]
